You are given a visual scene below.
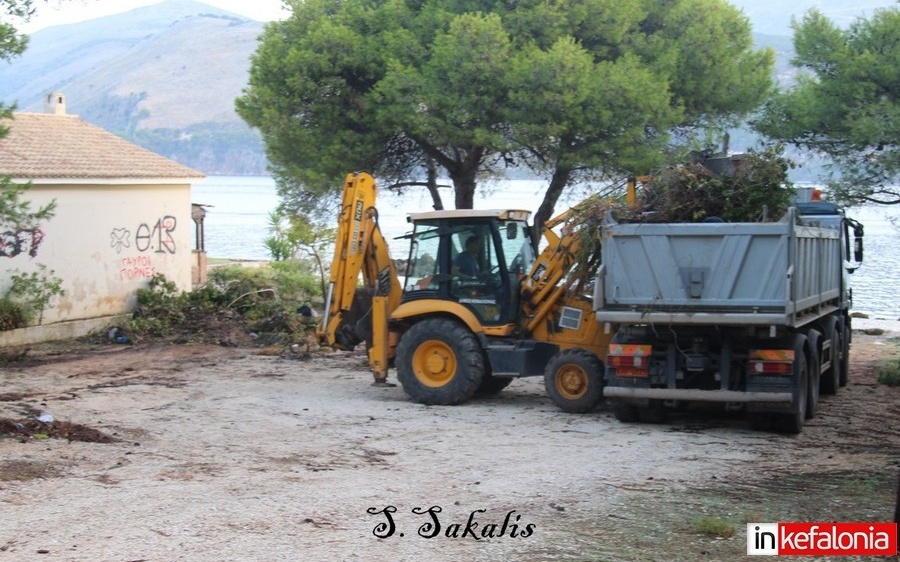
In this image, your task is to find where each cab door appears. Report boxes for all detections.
[447,223,505,324]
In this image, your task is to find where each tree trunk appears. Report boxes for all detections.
[415,141,483,210]
[452,172,478,209]
[425,158,444,211]
[533,166,572,238]
[446,147,483,209]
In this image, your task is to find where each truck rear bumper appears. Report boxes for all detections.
[603,387,792,403]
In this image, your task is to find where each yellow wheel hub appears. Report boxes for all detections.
[556,364,588,399]
[412,340,457,388]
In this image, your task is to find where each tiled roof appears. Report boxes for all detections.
[0,112,204,181]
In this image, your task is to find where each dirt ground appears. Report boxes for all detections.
[0,325,898,562]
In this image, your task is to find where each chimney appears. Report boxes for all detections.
[45,92,66,115]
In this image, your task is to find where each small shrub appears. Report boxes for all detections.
[0,265,65,329]
[874,356,900,386]
[127,316,169,339]
[136,274,185,309]
[130,274,186,336]
[207,266,277,313]
[0,297,27,331]
[270,260,320,303]
[126,265,322,345]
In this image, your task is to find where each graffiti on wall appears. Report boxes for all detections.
[120,255,156,280]
[137,215,177,253]
[110,228,130,253]
[110,216,178,281]
[1,227,45,258]
[110,216,177,255]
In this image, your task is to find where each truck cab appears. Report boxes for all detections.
[794,188,864,268]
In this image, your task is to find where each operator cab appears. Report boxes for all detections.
[402,209,535,325]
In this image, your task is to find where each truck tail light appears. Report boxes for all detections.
[608,343,652,377]
[748,349,795,376]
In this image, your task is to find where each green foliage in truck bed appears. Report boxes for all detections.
[637,145,796,223]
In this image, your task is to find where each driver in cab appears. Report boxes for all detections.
[453,235,482,278]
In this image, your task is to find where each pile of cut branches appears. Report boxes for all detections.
[637,146,796,223]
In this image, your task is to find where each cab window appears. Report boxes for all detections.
[404,225,441,292]
[498,220,534,277]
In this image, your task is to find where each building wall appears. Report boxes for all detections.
[1,182,193,325]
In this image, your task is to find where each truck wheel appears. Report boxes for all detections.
[396,318,484,405]
[839,321,850,387]
[543,349,604,413]
[805,330,820,419]
[777,342,808,434]
[477,375,513,396]
[821,318,841,395]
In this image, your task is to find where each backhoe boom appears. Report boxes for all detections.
[316,172,402,381]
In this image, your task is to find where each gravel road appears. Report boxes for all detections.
[1,329,898,561]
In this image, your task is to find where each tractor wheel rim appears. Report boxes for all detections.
[556,364,588,399]
[413,340,456,388]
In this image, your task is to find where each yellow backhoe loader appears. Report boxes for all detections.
[317,172,635,412]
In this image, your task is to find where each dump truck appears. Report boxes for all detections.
[594,191,864,432]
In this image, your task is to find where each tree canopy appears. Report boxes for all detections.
[237,0,773,225]
[1,0,36,122]
[753,7,900,206]
[1,0,56,230]
[0,0,32,65]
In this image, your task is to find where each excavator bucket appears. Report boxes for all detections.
[334,288,373,350]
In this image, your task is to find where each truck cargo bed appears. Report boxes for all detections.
[594,209,842,327]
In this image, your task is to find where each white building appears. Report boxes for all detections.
[0,94,205,345]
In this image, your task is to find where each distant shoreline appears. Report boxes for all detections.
[853,317,900,335]
[204,256,900,335]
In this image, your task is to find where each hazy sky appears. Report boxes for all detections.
[21,0,288,32]
[18,0,897,35]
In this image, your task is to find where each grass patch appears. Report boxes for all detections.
[845,474,882,495]
[693,515,736,538]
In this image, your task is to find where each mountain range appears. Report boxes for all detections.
[1,0,267,175]
[1,0,893,177]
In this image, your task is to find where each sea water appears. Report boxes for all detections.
[191,176,900,320]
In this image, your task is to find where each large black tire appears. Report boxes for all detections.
[839,320,850,387]
[395,318,485,405]
[805,329,820,419]
[543,349,604,413]
[777,336,808,434]
[820,318,841,395]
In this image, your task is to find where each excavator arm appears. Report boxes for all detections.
[519,177,645,335]
[316,172,403,381]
